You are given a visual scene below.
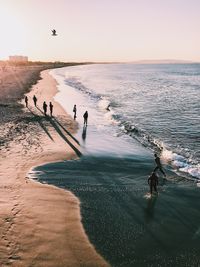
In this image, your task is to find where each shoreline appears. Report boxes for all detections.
[0,69,109,266]
[27,65,200,267]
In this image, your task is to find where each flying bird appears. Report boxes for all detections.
[52,29,57,36]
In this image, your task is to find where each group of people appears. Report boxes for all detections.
[148,153,166,195]
[25,95,166,195]
[26,94,166,195]
[43,101,53,116]
[25,96,89,125]
[25,95,54,116]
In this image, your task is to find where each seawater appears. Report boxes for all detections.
[51,63,200,180]
[30,64,200,267]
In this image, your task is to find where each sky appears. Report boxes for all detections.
[0,0,199,62]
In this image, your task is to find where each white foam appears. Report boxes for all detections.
[120,125,126,131]
[180,165,200,179]
[104,111,119,125]
[144,193,152,199]
[161,148,200,180]
[173,160,187,168]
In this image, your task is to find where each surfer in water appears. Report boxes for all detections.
[106,104,110,111]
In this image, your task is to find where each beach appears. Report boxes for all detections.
[32,63,200,267]
[1,63,200,267]
[0,66,109,267]
[1,0,199,265]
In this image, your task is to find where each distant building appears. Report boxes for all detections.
[9,55,28,62]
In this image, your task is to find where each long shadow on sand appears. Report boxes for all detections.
[53,117,80,145]
[36,107,82,157]
[27,107,54,141]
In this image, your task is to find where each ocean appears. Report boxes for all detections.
[30,64,200,267]
[53,63,199,179]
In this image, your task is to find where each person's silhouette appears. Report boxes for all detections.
[83,111,88,126]
[33,95,37,107]
[148,171,159,195]
[73,104,77,119]
[43,101,47,116]
[154,153,166,177]
[106,104,110,111]
[52,29,57,36]
[49,102,53,117]
[25,96,28,107]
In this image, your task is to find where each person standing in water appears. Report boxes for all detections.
[43,101,47,116]
[106,104,110,111]
[148,171,159,195]
[49,102,53,117]
[154,153,166,177]
[25,96,28,107]
[73,104,77,119]
[33,95,37,107]
[83,111,88,126]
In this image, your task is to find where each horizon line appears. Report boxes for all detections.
[1,58,200,64]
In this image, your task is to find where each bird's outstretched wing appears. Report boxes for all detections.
[52,29,57,35]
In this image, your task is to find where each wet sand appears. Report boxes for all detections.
[0,68,109,266]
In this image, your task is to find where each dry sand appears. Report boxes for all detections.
[0,69,109,267]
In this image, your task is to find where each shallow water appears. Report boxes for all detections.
[30,64,200,266]
[33,156,200,267]
[52,63,200,179]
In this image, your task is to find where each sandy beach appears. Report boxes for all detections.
[0,67,109,266]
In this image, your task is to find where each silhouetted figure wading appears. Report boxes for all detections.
[83,111,88,126]
[33,95,37,107]
[25,96,28,107]
[154,153,166,177]
[148,171,159,195]
[43,101,47,116]
[49,102,53,117]
[106,104,110,111]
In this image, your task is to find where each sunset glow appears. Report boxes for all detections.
[0,0,199,62]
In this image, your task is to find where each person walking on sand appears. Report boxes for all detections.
[148,171,159,195]
[43,101,47,116]
[33,95,37,107]
[49,102,53,117]
[83,111,88,126]
[73,104,77,119]
[154,153,166,177]
[25,96,28,107]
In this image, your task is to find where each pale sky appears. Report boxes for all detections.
[0,0,199,62]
